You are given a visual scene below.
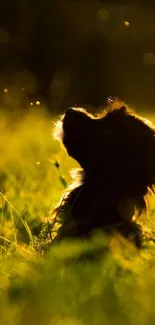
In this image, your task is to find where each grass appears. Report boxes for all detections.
[0,106,77,249]
[0,104,155,324]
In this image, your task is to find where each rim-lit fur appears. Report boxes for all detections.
[52,100,155,248]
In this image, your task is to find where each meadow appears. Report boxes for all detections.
[1,104,155,324]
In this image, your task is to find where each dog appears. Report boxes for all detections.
[52,100,155,248]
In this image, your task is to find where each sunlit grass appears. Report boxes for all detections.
[0,106,77,250]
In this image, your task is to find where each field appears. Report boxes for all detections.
[1,105,155,325]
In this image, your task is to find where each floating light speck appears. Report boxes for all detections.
[36,161,40,165]
[21,87,25,91]
[143,52,155,65]
[36,101,40,106]
[4,88,8,93]
[124,21,130,27]
[30,102,34,106]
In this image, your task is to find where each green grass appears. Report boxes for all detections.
[0,106,77,249]
[0,105,155,324]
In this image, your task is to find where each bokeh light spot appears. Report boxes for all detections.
[36,101,40,106]
[97,8,110,23]
[143,52,155,65]
[36,161,40,165]
[4,88,8,93]
[124,21,130,27]
[30,102,34,106]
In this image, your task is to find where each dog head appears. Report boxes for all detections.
[54,101,155,201]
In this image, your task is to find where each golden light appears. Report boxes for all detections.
[30,102,34,106]
[36,100,40,106]
[124,21,130,27]
[4,88,8,93]
[36,161,40,165]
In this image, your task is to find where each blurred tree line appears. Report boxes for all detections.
[0,0,155,113]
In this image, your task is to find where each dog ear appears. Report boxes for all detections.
[106,105,129,120]
[120,105,127,111]
[116,106,127,115]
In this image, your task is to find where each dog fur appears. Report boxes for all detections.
[52,100,155,248]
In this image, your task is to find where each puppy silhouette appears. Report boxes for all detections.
[53,100,155,248]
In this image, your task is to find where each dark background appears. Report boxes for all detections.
[0,0,155,113]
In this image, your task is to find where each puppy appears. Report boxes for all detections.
[53,100,155,248]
